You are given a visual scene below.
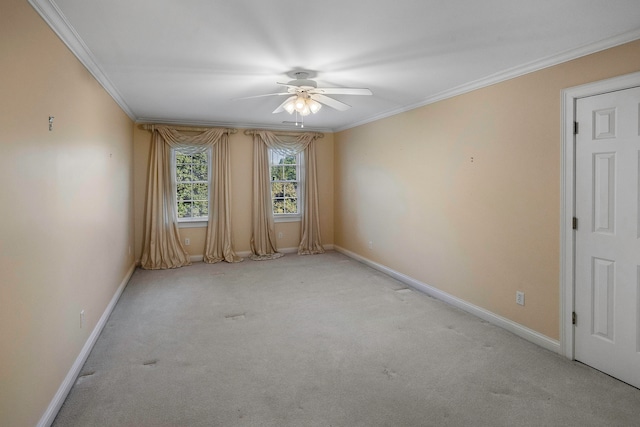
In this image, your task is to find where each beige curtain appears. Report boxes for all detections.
[204,133,242,263]
[140,125,241,269]
[298,142,324,254]
[249,135,282,260]
[140,130,191,269]
[247,130,325,258]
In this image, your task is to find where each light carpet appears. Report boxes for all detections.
[53,251,640,426]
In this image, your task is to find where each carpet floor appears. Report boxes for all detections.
[53,251,640,426]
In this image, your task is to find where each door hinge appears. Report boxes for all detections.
[572,217,578,230]
[574,121,579,134]
[572,311,577,325]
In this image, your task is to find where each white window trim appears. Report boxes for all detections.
[178,219,208,228]
[270,150,304,222]
[274,214,302,223]
[173,147,211,225]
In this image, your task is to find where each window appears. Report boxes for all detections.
[175,149,209,222]
[269,149,302,220]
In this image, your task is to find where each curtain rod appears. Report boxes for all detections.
[140,124,237,133]
[244,129,324,138]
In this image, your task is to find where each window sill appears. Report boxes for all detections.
[178,220,208,228]
[274,215,301,223]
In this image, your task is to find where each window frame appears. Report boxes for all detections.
[269,149,304,223]
[172,147,211,228]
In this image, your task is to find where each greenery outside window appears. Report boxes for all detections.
[175,149,209,223]
[269,149,302,221]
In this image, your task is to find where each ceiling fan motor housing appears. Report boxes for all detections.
[289,79,317,89]
[288,71,317,89]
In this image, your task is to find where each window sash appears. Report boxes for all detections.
[174,148,210,222]
[269,150,302,218]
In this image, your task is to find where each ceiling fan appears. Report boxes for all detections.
[242,71,373,118]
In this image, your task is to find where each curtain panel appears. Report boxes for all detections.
[140,125,241,269]
[249,135,282,260]
[246,130,325,259]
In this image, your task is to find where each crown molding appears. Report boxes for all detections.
[28,0,137,120]
[335,28,640,132]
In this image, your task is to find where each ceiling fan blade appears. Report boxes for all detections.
[272,96,296,114]
[311,87,372,96]
[277,82,302,89]
[310,94,351,111]
[234,92,290,100]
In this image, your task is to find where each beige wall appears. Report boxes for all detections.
[0,1,135,426]
[334,40,640,340]
[133,129,334,260]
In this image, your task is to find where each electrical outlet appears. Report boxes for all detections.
[278,232,283,239]
[184,238,190,246]
[368,241,373,249]
[516,291,525,306]
[80,310,85,329]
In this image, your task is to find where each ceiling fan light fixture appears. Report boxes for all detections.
[294,95,307,111]
[308,99,322,114]
[299,104,311,116]
[283,97,296,114]
[258,70,371,117]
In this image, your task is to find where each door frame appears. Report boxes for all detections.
[560,71,640,359]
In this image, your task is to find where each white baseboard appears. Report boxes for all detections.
[334,245,560,354]
[278,246,300,254]
[197,244,336,261]
[233,248,300,258]
[37,263,136,427]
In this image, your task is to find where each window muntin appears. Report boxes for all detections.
[269,150,301,217]
[175,150,209,221]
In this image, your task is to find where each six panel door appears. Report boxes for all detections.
[574,86,640,389]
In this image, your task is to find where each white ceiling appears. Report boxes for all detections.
[30,0,640,132]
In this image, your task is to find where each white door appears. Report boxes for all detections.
[574,86,640,388]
